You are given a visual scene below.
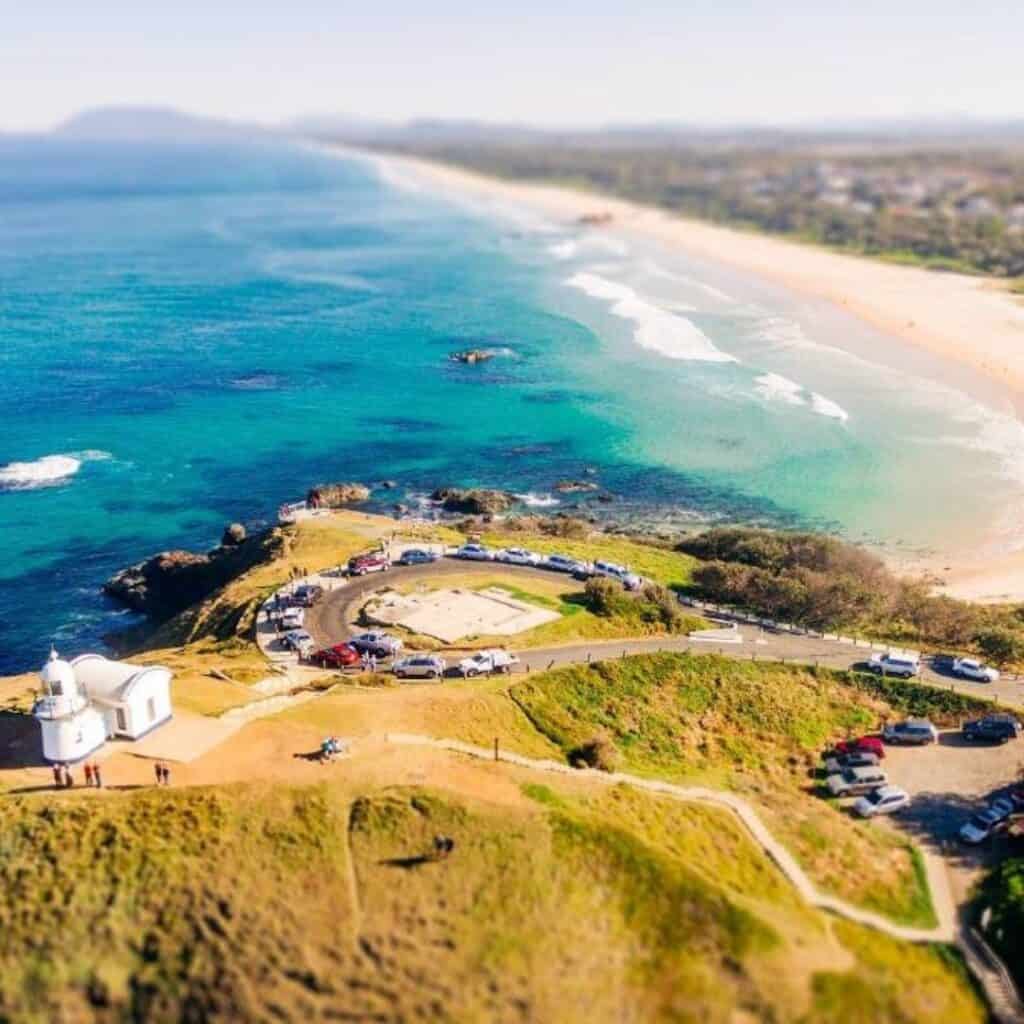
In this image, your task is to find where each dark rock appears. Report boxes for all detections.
[449,349,494,365]
[104,529,283,621]
[307,482,371,507]
[379,480,398,489]
[429,487,516,516]
[221,522,247,546]
[597,493,615,503]
[553,479,599,494]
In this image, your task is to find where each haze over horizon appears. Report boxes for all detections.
[3,1,1024,134]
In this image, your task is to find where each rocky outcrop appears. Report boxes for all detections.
[222,522,247,546]
[449,349,494,365]
[554,479,599,494]
[430,487,516,516]
[104,526,282,620]
[577,212,613,226]
[307,482,370,507]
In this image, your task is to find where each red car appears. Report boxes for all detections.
[348,553,391,576]
[832,736,885,759]
[310,643,361,669]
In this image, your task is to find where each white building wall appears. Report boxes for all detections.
[40,708,107,763]
[120,672,172,739]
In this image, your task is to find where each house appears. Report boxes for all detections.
[33,649,173,763]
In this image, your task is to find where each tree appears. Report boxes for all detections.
[973,627,1024,668]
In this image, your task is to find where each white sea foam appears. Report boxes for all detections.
[810,393,850,422]
[565,271,736,363]
[515,492,561,508]
[0,449,112,492]
[753,373,805,406]
[753,373,849,421]
[547,240,579,260]
[548,235,628,261]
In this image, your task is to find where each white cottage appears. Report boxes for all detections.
[33,649,173,763]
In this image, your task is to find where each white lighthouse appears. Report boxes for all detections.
[32,648,174,763]
[33,649,107,763]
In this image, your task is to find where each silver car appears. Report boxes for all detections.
[393,655,446,680]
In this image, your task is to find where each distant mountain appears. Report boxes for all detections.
[55,106,273,141]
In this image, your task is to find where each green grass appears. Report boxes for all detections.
[510,652,940,927]
[0,779,980,1022]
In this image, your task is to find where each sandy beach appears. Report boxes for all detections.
[358,148,1024,603]
[373,151,1024,406]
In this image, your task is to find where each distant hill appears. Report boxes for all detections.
[55,106,272,141]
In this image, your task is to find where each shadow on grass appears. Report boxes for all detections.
[379,854,434,869]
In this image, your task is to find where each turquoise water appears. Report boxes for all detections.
[2,138,1023,673]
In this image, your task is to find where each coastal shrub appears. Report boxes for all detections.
[979,857,1024,990]
[584,577,688,633]
[972,627,1024,667]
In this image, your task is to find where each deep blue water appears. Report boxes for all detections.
[3,137,1023,674]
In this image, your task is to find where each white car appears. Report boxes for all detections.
[454,543,494,561]
[392,654,447,679]
[590,559,644,590]
[868,651,921,678]
[960,807,1006,844]
[283,629,315,656]
[952,657,1000,683]
[543,553,590,575]
[279,607,305,631]
[853,785,911,817]
[495,547,542,566]
[456,649,520,677]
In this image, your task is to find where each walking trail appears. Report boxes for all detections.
[383,731,1024,1023]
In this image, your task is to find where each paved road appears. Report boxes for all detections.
[300,558,1024,709]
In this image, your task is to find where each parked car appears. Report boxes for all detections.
[348,553,391,576]
[832,736,885,759]
[963,714,1021,744]
[952,657,1000,683]
[989,797,1017,822]
[279,607,305,631]
[282,630,315,657]
[349,631,403,657]
[396,548,439,566]
[309,643,361,669]
[868,651,921,678]
[960,807,1007,844]
[823,750,880,774]
[456,649,520,677]
[853,785,911,817]
[883,719,938,745]
[543,553,590,575]
[495,547,542,566]
[588,559,644,590]
[453,543,493,561]
[290,584,324,608]
[392,654,447,679]
[826,765,889,797]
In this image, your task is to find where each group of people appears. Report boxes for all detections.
[153,761,172,785]
[52,762,103,788]
[360,651,378,673]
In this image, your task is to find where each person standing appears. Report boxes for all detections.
[154,761,162,786]
[162,764,171,786]
[52,763,62,789]
[62,765,73,788]
[84,763,93,787]
[93,763,103,788]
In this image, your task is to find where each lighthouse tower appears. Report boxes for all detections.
[33,649,107,763]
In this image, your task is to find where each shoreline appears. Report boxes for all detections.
[362,148,1024,404]
[342,146,1024,602]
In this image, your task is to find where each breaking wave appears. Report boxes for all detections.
[514,492,561,507]
[754,373,849,421]
[565,271,736,363]
[0,450,111,492]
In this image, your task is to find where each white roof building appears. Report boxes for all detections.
[33,649,173,763]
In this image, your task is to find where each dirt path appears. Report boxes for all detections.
[382,731,1023,1023]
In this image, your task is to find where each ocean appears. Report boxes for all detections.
[2,136,1023,674]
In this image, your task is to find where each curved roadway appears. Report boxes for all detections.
[302,559,1023,707]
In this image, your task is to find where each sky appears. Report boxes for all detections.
[2,1,1023,132]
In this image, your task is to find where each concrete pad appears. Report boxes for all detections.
[112,712,244,764]
[391,587,559,643]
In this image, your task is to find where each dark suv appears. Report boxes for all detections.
[963,715,1021,744]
